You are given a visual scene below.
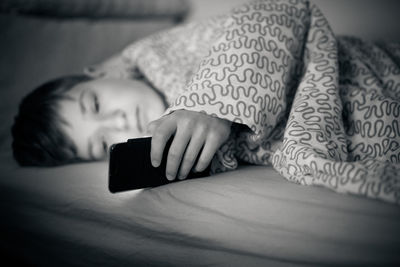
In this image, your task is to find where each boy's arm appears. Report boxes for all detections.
[147,110,231,180]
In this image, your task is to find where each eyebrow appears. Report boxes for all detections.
[78,91,94,159]
[79,90,86,114]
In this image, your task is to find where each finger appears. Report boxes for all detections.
[165,129,191,181]
[177,131,206,180]
[194,133,223,172]
[146,119,159,135]
[150,120,176,168]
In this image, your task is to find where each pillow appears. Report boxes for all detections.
[0,0,190,19]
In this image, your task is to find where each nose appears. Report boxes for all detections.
[99,109,128,131]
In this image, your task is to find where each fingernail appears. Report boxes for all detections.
[152,160,160,167]
[194,167,202,173]
[166,173,174,181]
[178,174,186,180]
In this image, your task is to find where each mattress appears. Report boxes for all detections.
[1,149,399,266]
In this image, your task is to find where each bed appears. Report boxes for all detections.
[1,0,400,266]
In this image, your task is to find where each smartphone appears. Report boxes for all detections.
[108,137,211,193]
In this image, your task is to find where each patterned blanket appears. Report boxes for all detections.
[86,0,400,205]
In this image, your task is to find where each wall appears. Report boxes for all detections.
[187,0,400,42]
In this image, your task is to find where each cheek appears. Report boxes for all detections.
[102,90,139,110]
[108,130,141,145]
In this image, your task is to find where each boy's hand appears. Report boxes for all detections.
[147,110,231,181]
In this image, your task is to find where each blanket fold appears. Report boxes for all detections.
[85,0,400,205]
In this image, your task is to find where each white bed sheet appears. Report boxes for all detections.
[1,147,399,266]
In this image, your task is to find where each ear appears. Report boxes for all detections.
[83,53,136,79]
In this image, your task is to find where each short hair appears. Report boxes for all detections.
[11,75,92,166]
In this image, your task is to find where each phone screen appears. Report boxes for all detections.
[108,137,211,193]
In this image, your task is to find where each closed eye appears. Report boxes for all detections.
[92,92,100,114]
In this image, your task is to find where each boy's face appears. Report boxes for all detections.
[58,77,166,160]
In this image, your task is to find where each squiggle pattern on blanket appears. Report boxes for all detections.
[86,0,400,205]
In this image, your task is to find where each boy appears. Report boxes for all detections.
[11,0,400,204]
[12,75,232,181]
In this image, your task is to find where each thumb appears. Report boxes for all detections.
[146,120,159,136]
